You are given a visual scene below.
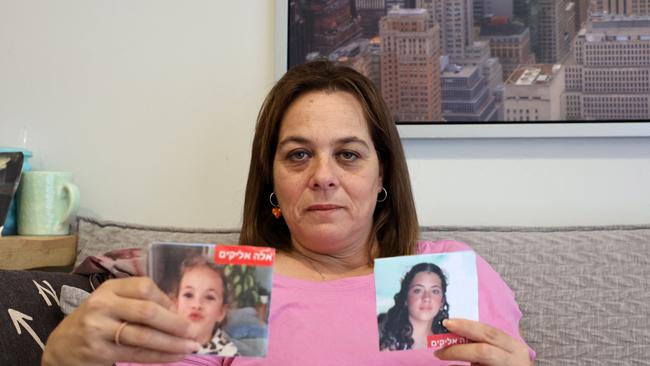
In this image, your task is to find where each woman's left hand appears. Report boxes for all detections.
[434,318,533,366]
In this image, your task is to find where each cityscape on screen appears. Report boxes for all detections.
[288,0,650,124]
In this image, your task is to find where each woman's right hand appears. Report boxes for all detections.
[42,277,202,366]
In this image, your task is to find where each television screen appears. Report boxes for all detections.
[279,0,650,137]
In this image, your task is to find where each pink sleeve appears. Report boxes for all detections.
[418,240,536,361]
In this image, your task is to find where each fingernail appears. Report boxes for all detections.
[442,319,451,327]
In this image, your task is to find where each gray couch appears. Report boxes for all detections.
[1,216,648,365]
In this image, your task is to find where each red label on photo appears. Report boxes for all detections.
[427,334,471,349]
[214,245,275,266]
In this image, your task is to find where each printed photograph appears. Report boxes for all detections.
[148,242,274,357]
[374,251,478,351]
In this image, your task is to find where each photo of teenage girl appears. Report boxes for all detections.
[378,262,449,350]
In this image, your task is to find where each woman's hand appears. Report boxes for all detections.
[42,277,201,366]
[434,319,533,366]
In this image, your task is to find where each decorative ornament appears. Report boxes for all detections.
[272,207,282,219]
[269,192,282,219]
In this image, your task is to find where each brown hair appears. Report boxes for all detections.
[240,60,419,258]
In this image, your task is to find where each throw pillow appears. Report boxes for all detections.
[0,270,92,366]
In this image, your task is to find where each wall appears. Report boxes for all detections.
[0,1,274,229]
[1,1,649,229]
[405,137,650,226]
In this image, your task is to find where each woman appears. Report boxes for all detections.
[42,61,533,365]
[379,263,449,351]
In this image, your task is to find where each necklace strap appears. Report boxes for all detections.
[292,250,327,280]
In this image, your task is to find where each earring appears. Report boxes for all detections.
[269,192,282,219]
[377,187,388,203]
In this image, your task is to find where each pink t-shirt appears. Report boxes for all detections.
[119,240,534,366]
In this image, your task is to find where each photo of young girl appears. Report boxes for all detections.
[148,242,274,358]
[374,251,478,352]
[171,254,238,356]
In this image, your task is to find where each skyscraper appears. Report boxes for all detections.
[565,16,650,120]
[441,0,475,59]
[289,1,312,67]
[416,0,445,56]
[514,0,539,54]
[441,64,499,121]
[592,0,650,15]
[574,0,591,31]
[535,0,576,63]
[356,0,386,37]
[309,0,362,57]
[473,0,514,20]
[380,8,443,121]
[479,19,535,80]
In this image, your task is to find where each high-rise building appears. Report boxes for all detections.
[574,0,591,31]
[409,0,505,120]
[565,16,650,120]
[368,36,383,91]
[441,0,476,59]
[592,0,650,15]
[473,0,514,20]
[309,0,362,57]
[479,18,536,80]
[415,0,482,60]
[474,0,486,21]
[504,64,565,121]
[380,8,443,121]
[514,0,534,20]
[356,0,386,37]
[415,0,437,28]
[416,0,445,56]
[535,0,577,63]
[441,64,499,121]
[288,1,312,67]
[514,0,539,53]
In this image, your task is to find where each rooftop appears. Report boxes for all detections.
[588,14,650,32]
[442,64,478,78]
[387,7,427,16]
[507,64,561,86]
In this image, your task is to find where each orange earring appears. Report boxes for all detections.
[269,192,282,219]
[272,207,282,219]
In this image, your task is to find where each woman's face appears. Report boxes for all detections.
[273,91,383,254]
[406,271,444,324]
[176,266,227,344]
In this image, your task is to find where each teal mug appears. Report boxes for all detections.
[18,171,80,236]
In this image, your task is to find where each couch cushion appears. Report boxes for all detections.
[75,216,240,267]
[0,270,93,365]
[420,225,650,366]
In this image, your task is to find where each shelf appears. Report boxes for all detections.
[0,235,77,270]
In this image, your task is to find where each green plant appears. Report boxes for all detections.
[223,264,259,308]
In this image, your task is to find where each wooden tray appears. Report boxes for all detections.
[0,235,77,270]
